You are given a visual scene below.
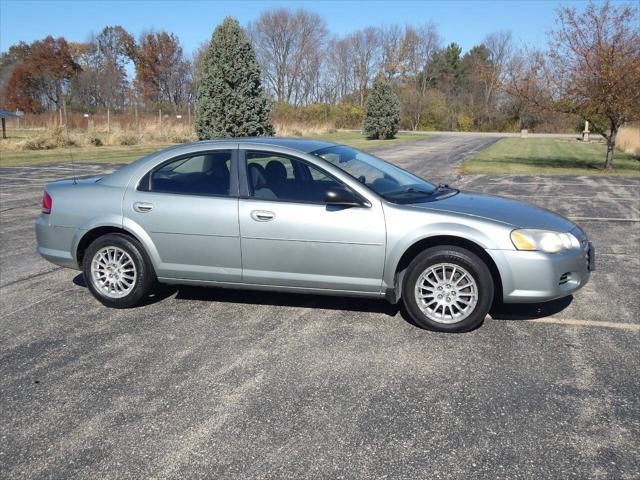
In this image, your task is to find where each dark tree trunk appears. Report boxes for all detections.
[604,120,618,170]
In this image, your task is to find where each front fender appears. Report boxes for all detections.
[383,221,511,289]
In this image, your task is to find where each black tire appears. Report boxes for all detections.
[82,233,156,308]
[402,246,494,332]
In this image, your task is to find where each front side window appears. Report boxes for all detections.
[246,151,343,203]
[147,151,232,196]
[311,145,445,203]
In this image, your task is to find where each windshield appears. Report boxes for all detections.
[311,145,437,199]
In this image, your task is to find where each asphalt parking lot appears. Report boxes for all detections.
[1,135,638,479]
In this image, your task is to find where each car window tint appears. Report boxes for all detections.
[246,151,342,203]
[150,151,232,196]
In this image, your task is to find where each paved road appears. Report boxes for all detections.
[1,135,638,479]
[370,135,499,184]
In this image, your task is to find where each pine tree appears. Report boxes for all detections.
[195,17,274,139]
[363,75,400,140]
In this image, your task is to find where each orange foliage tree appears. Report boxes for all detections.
[4,36,79,113]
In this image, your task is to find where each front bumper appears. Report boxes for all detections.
[489,242,593,303]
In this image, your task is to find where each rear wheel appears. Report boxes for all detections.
[402,246,494,332]
[82,233,155,308]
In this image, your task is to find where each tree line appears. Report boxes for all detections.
[1,1,638,150]
[0,8,525,132]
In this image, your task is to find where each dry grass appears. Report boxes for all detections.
[273,121,336,137]
[1,120,337,153]
[0,121,197,152]
[617,122,640,156]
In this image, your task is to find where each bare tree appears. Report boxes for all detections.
[480,31,512,123]
[250,8,328,105]
[400,23,441,129]
[324,37,354,103]
[348,27,382,106]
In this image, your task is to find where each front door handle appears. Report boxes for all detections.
[133,202,154,213]
[250,210,275,222]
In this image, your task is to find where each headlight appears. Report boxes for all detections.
[510,229,580,253]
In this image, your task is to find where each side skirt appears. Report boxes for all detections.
[157,277,387,300]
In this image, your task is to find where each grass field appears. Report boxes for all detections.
[0,131,426,167]
[461,138,640,176]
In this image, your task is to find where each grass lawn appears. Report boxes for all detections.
[310,131,429,150]
[461,138,640,176]
[0,144,171,168]
[0,131,427,167]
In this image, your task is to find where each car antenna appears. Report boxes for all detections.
[63,107,77,184]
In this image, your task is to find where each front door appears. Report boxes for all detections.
[238,150,386,292]
[123,148,242,282]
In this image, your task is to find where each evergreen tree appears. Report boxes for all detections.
[195,17,274,139]
[363,74,400,139]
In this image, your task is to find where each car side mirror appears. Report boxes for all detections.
[324,187,364,207]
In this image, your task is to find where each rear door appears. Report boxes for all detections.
[123,147,242,282]
[238,149,386,292]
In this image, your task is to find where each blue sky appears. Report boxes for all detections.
[0,0,622,55]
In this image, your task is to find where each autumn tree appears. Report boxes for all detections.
[195,17,273,139]
[508,1,639,169]
[134,31,191,110]
[71,26,135,111]
[3,36,79,114]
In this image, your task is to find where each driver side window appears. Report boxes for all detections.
[246,151,343,203]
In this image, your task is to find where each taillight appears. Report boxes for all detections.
[42,191,52,214]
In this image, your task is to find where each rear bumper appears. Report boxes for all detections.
[489,245,592,303]
[35,216,79,270]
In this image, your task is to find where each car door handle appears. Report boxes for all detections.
[250,210,275,222]
[133,202,154,213]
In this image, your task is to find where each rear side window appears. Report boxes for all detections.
[141,151,232,196]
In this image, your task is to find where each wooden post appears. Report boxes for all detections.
[2,118,6,139]
[188,103,191,126]
[107,108,110,134]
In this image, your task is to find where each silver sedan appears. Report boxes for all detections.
[35,138,594,332]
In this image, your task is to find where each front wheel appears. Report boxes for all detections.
[402,246,494,332]
[82,233,156,308]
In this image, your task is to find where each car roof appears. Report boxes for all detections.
[99,137,341,187]
[196,137,336,153]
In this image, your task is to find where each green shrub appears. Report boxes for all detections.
[363,75,400,139]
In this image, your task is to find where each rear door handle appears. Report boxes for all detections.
[133,202,154,213]
[250,210,275,222]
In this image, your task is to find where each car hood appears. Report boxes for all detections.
[411,191,576,231]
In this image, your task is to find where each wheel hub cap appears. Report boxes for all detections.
[90,246,137,299]
[414,263,478,324]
